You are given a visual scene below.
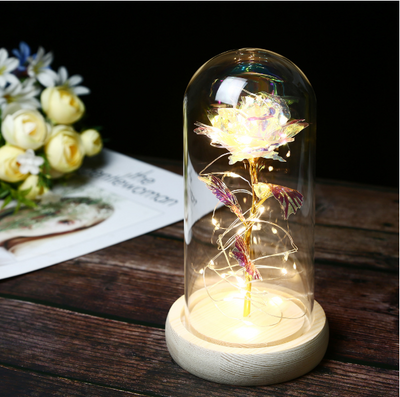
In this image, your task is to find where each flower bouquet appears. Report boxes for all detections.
[0,42,103,211]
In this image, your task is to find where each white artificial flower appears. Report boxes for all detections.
[56,66,90,95]
[0,48,19,87]
[27,47,58,87]
[0,78,41,114]
[17,149,44,175]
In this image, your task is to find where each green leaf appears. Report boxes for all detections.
[20,197,37,208]
[19,187,32,196]
[1,194,12,209]
[14,201,21,214]
[0,181,12,191]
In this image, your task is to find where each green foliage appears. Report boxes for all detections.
[0,181,36,213]
[37,152,53,190]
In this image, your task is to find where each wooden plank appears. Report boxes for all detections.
[314,262,398,367]
[0,365,143,396]
[0,258,183,326]
[152,221,184,240]
[315,224,398,269]
[0,257,397,366]
[315,181,398,234]
[79,234,184,276]
[0,299,397,397]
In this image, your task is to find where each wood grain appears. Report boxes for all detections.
[315,224,398,269]
[79,234,184,276]
[315,181,398,233]
[0,257,183,325]
[0,365,142,397]
[0,299,397,397]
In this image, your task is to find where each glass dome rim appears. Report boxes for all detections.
[184,47,314,98]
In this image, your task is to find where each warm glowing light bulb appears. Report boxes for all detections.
[271,227,277,234]
[199,268,204,274]
[268,166,273,172]
[283,253,289,261]
[293,263,297,270]
[211,217,220,230]
[270,296,283,305]
[259,206,265,214]
[281,268,287,275]
[286,150,291,157]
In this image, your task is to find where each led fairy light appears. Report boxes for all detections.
[196,91,306,319]
[166,48,328,386]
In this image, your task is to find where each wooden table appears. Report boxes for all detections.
[0,159,398,396]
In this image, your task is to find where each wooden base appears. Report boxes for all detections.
[165,295,329,386]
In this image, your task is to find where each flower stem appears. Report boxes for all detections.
[243,158,259,317]
[243,272,252,317]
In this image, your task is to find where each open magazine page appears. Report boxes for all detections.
[0,149,183,279]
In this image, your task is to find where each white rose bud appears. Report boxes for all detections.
[18,175,49,200]
[2,109,50,150]
[44,125,85,173]
[41,86,85,125]
[0,145,28,183]
[81,129,102,157]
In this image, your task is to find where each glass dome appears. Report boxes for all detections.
[183,48,316,348]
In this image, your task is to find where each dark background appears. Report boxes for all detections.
[3,2,399,187]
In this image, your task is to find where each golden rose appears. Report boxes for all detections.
[0,145,28,183]
[18,175,49,199]
[44,125,85,173]
[81,129,103,157]
[2,109,50,150]
[41,86,85,124]
[195,92,308,165]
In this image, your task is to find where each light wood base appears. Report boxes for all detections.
[165,295,329,386]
